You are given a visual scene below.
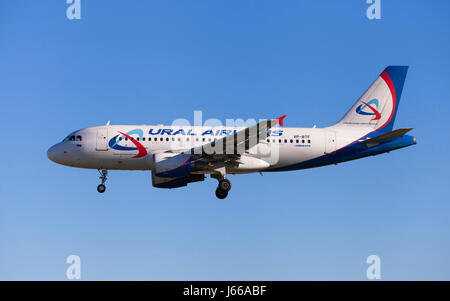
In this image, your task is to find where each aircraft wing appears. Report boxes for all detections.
[186,115,286,158]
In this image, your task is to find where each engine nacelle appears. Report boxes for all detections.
[152,172,205,189]
[154,152,192,178]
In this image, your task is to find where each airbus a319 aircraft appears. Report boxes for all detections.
[47,66,416,199]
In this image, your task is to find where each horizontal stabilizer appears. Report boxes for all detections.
[362,128,413,147]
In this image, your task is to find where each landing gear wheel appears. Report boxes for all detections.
[219,179,231,192]
[97,184,106,193]
[215,188,228,199]
[97,169,108,193]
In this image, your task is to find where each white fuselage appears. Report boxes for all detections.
[47,124,373,174]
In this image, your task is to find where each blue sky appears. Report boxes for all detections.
[1,0,449,280]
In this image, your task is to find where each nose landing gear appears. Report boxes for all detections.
[97,169,108,193]
[97,184,106,193]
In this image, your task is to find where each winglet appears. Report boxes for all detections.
[276,115,287,126]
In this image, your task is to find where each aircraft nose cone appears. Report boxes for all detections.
[47,144,63,163]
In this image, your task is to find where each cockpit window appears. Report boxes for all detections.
[62,130,84,142]
[63,135,74,141]
[62,134,79,142]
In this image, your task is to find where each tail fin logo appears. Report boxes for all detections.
[356,99,381,121]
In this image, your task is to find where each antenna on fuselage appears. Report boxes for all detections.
[106,120,111,126]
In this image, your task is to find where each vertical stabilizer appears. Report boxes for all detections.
[334,66,408,133]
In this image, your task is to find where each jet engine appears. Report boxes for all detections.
[151,172,205,189]
[153,152,192,178]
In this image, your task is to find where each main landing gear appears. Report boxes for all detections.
[97,169,108,193]
[212,166,231,199]
[215,178,232,199]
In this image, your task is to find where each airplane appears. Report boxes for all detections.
[47,66,416,199]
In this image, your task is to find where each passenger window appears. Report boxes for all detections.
[142,137,145,141]
[302,139,305,143]
[296,139,299,143]
[187,138,190,142]
[166,138,169,141]
[308,139,311,143]
[119,137,122,141]
[284,139,287,143]
[267,139,270,143]
[290,139,293,143]
[279,139,282,143]
[160,137,163,141]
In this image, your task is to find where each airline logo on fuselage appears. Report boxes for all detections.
[108,129,147,158]
[146,128,283,136]
[107,128,284,158]
[355,98,381,121]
